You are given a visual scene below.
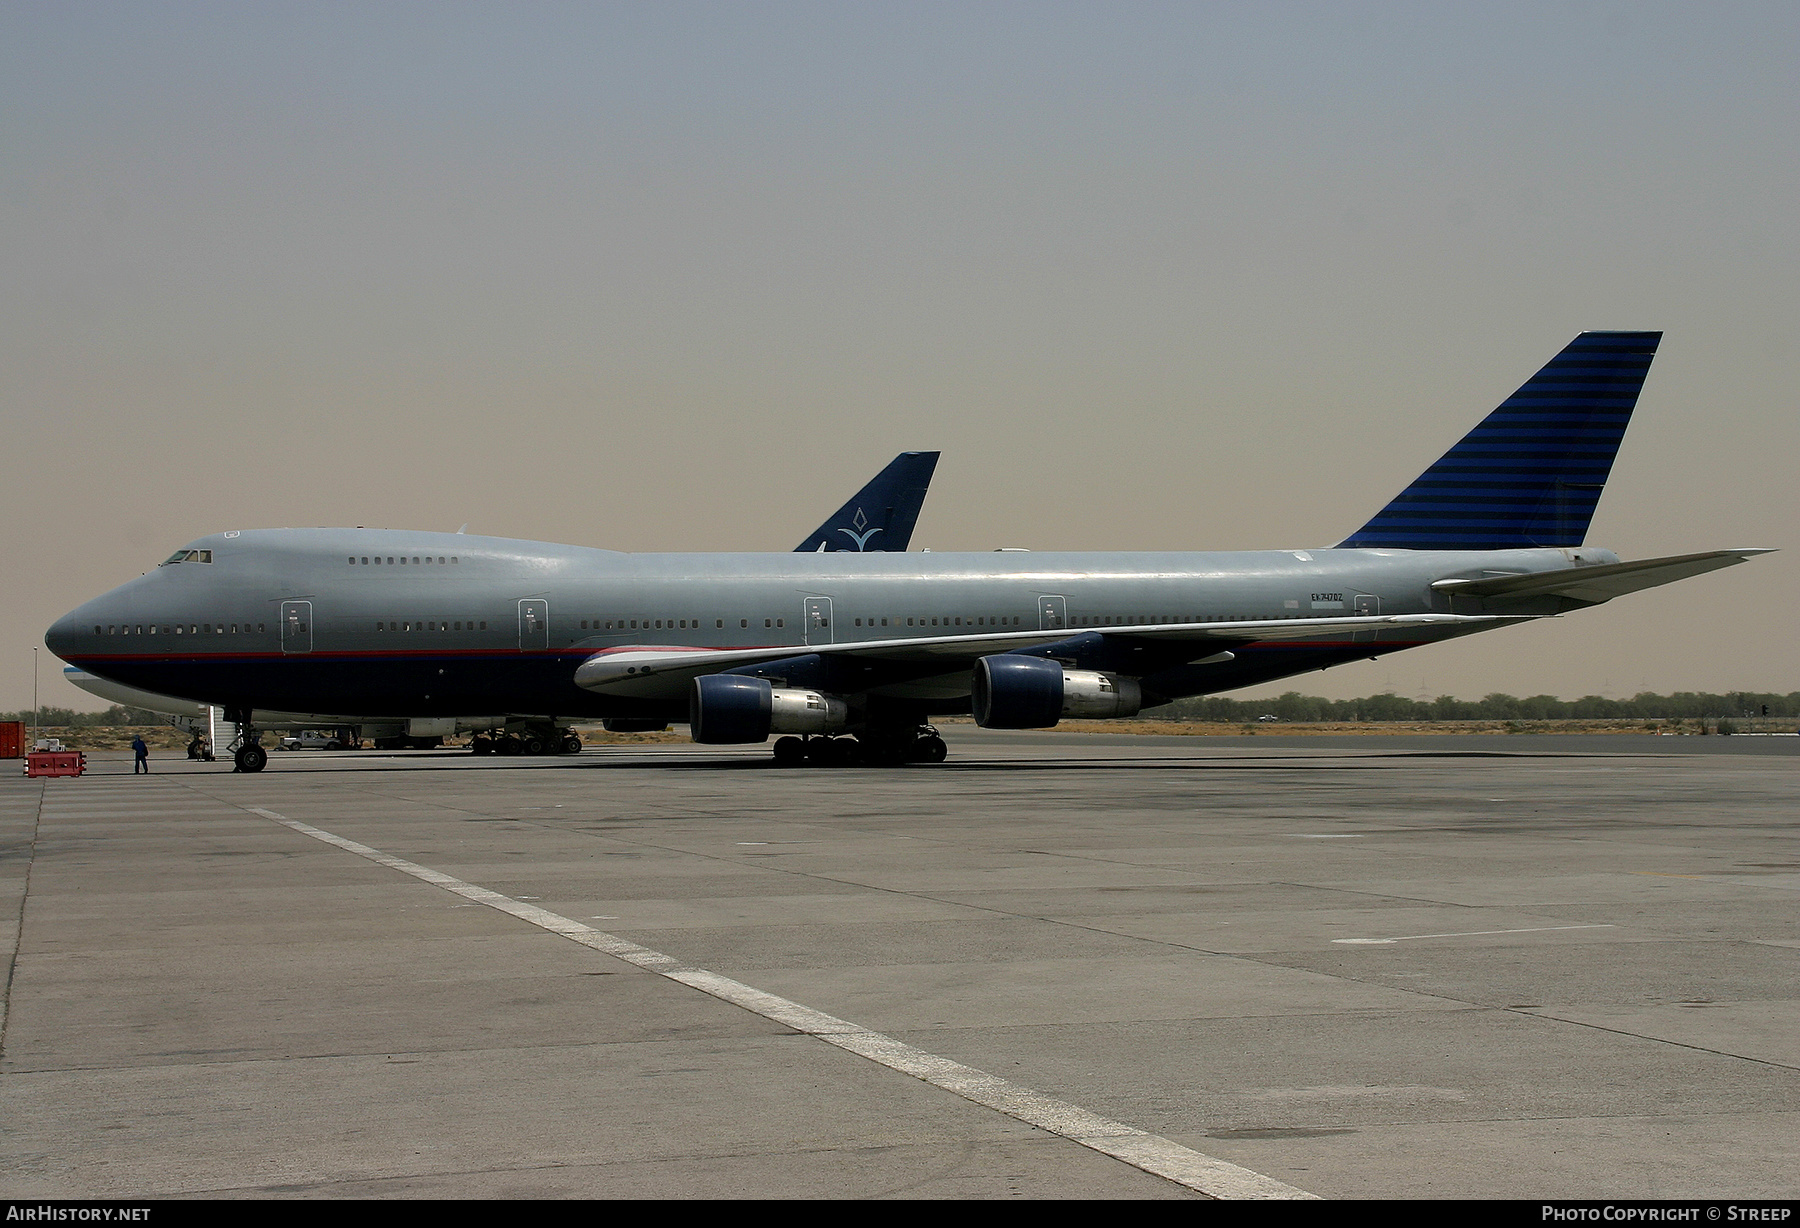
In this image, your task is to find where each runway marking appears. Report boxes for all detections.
[244,806,1315,1201]
[1334,924,1616,945]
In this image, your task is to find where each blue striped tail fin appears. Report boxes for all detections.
[1339,331,1661,550]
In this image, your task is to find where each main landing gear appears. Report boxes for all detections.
[770,726,947,768]
[468,725,584,757]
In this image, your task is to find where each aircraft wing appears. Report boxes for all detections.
[571,612,1535,699]
[1430,549,1773,606]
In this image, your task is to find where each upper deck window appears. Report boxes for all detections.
[160,549,213,566]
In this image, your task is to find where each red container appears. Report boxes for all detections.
[0,721,23,759]
[25,751,85,778]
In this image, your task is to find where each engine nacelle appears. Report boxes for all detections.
[972,655,1142,729]
[689,675,848,744]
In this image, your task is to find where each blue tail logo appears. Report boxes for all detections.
[1340,332,1660,550]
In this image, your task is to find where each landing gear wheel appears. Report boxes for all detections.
[234,744,268,773]
[523,735,548,756]
[910,735,947,763]
[561,734,583,755]
[772,736,806,767]
[470,736,493,755]
[496,736,524,756]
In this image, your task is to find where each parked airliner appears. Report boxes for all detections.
[54,451,941,758]
[46,333,1768,771]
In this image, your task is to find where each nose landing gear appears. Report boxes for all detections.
[225,711,269,773]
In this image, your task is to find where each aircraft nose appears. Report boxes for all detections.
[45,604,96,661]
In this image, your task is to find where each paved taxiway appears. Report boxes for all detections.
[3,729,1797,1199]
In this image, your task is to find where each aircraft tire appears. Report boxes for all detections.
[523,735,548,755]
[561,734,582,754]
[470,736,492,755]
[913,735,947,764]
[772,736,806,766]
[495,737,524,756]
[234,744,268,774]
[804,737,840,767]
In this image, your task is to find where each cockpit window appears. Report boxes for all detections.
[160,549,214,565]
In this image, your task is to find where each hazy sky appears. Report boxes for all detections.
[5,2,1795,711]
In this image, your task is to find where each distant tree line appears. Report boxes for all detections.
[1145,691,1800,722]
[0,704,171,727]
[5,692,1796,728]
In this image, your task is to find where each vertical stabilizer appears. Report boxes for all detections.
[794,451,940,552]
[1339,332,1660,550]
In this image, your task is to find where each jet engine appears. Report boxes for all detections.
[971,655,1142,729]
[689,675,849,744]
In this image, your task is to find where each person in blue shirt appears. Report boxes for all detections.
[131,734,149,774]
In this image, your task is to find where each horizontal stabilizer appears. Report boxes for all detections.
[1341,332,1661,550]
[1431,549,1773,606]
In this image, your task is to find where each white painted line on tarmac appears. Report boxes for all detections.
[244,806,1316,1201]
[1334,924,1616,945]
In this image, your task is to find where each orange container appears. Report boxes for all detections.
[0,721,23,759]
[25,751,85,778]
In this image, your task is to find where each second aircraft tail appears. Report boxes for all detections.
[794,451,940,553]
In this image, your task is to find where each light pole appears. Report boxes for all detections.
[31,646,40,750]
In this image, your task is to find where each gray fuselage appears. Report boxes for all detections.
[47,527,1611,722]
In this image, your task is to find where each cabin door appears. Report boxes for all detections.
[803,598,833,646]
[280,601,313,654]
[518,600,549,651]
[1037,595,1067,631]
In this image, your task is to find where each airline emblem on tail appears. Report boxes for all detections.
[836,508,884,551]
